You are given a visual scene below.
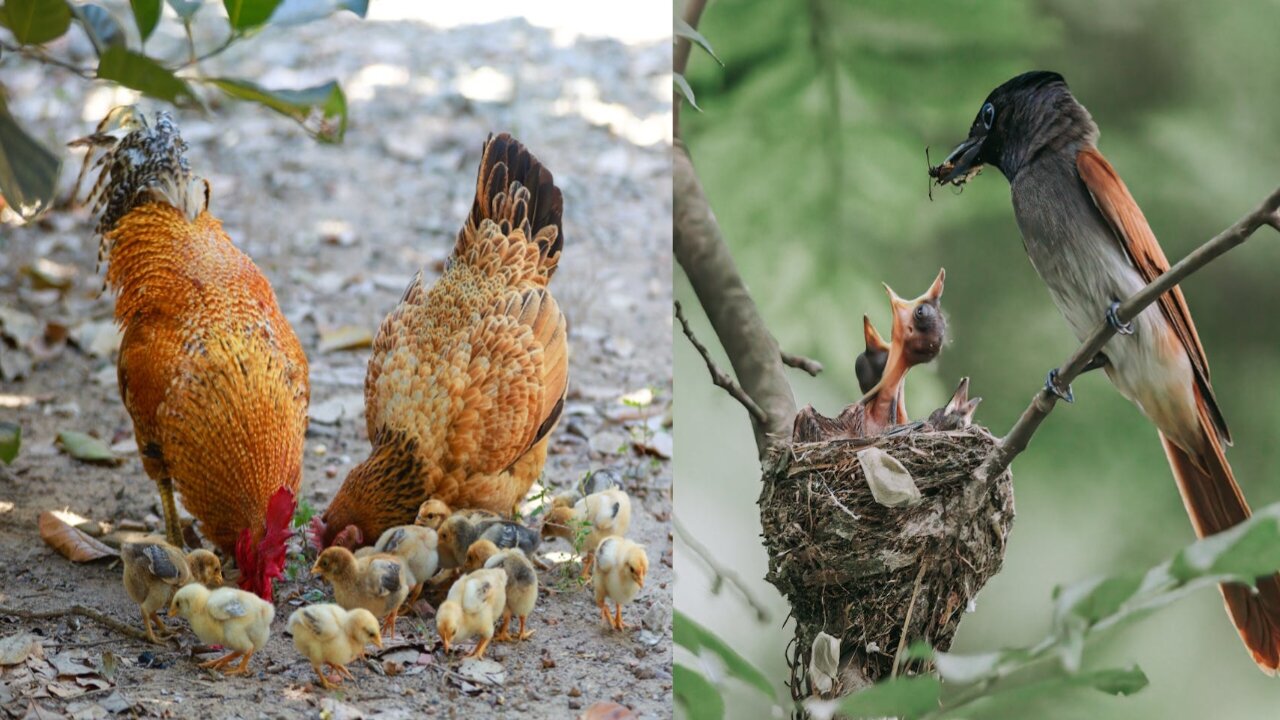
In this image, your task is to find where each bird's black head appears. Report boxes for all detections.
[931,71,1090,185]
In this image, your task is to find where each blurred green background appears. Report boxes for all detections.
[674,0,1280,717]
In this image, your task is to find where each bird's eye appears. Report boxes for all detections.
[981,103,995,130]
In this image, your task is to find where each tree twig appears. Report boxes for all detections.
[673,0,708,138]
[975,187,1280,483]
[782,351,824,376]
[0,604,152,643]
[676,300,767,423]
[674,516,771,623]
[0,40,95,79]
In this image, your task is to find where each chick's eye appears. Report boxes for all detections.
[981,103,995,129]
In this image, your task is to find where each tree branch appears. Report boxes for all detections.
[976,187,1280,483]
[673,0,708,137]
[0,604,152,642]
[674,515,771,623]
[676,300,767,423]
[782,351,824,376]
[675,140,798,456]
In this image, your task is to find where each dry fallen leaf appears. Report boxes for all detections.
[39,511,118,562]
[0,634,42,666]
[318,325,373,353]
[581,702,637,720]
[56,431,123,466]
[857,446,921,507]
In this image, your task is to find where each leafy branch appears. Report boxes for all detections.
[0,0,368,220]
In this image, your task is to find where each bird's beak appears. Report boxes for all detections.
[373,635,384,649]
[932,134,986,186]
[310,564,322,576]
[442,637,451,652]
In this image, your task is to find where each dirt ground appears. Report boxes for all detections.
[0,10,673,719]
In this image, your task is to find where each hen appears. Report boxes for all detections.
[77,110,309,600]
[314,133,567,547]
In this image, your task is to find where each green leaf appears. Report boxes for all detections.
[954,665,1149,718]
[209,77,347,142]
[2,0,72,45]
[97,46,195,104]
[0,96,60,220]
[675,17,722,66]
[1172,504,1280,582]
[56,430,122,466]
[166,0,203,20]
[0,422,20,465]
[674,664,724,720]
[673,610,774,699]
[267,0,367,26]
[818,675,941,719]
[675,74,701,111]
[1052,573,1144,628]
[129,0,161,42]
[71,3,125,56]
[222,0,282,30]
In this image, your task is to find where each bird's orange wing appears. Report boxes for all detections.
[1076,147,1230,444]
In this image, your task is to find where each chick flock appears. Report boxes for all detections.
[121,476,646,690]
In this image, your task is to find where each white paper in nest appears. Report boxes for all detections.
[808,631,841,697]
[857,447,921,507]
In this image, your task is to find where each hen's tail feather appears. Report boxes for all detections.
[73,109,208,272]
[455,132,564,279]
[1162,426,1280,674]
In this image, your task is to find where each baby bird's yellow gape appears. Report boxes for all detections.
[121,541,223,643]
[288,604,382,689]
[169,585,274,675]
[311,546,409,638]
[592,537,648,631]
[436,567,507,660]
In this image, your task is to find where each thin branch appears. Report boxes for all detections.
[673,0,708,137]
[676,300,767,423]
[976,187,1280,483]
[674,515,771,623]
[0,604,152,643]
[0,40,94,79]
[782,351,824,376]
[675,142,798,456]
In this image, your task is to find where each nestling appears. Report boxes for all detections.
[592,537,648,631]
[76,110,308,601]
[312,133,567,548]
[542,487,631,577]
[168,584,275,675]
[288,603,382,689]
[436,567,507,659]
[484,548,538,642]
[439,514,539,570]
[121,541,223,643]
[312,546,409,637]
[370,525,439,606]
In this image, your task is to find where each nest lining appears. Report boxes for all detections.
[758,426,1015,699]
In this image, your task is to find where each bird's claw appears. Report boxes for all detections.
[1106,301,1133,335]
[1045,369,1074,403]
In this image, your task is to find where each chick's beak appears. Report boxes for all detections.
[373,635,384,649]
[310,563,322,576]
[933,134,986,186]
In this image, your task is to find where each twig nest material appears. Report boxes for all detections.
[758,426,1015,700]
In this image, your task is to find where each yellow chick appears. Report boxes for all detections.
[287,603,382,689]
[465,538,500,572]
[370,525,439,606]
[592,537,648,631]
[484,548,538,642]
[168,584,274,675]
[543,487,631,576]
[121,541,223,643]
[414,499,451,531]
[312,546,409,637]
[436,567,506,659]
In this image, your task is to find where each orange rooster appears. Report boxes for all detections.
[312,133,567,548]
[77,110,309,600]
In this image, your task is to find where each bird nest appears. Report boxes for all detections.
[758,425,1015,700]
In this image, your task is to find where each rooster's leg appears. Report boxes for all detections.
[157,476,183,548]
[517,615,534,641]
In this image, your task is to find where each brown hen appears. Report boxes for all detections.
[78,110,309,599]
[314,133,567,548]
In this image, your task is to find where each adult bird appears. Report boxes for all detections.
[932,70,1280,672]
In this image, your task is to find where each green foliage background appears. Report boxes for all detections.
[675,1,1280,717]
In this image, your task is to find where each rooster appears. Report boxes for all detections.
[77,109,308,601]
[312,133,567,548]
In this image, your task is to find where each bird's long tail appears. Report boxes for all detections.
[72,109,208,271]
[452,132,564,282]
[1162,399,1280,673]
